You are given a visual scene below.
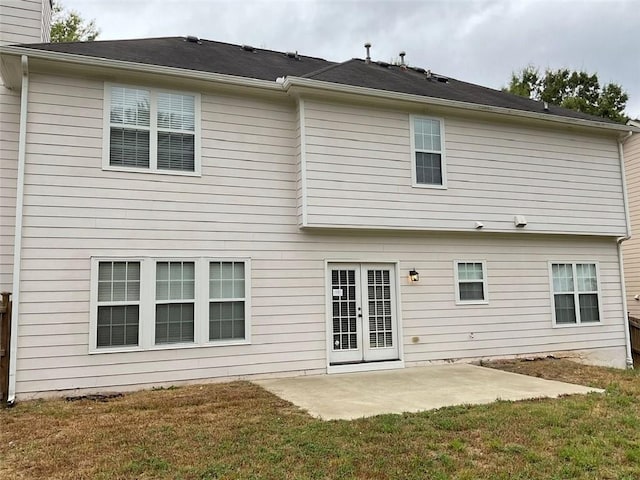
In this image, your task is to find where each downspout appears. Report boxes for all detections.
[617,130,633,369]
[7,55,29,405]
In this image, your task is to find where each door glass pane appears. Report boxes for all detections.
[331,269,358,350]
[367,269,393,348]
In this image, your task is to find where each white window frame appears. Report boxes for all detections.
[409,114,447,189]
[89,257,251,353]
[90,257,146,352]
[102,83,202,176]
[208,260,251,343]
[454,260,489,305]
[548,261,602,327]
[153,260,198,346]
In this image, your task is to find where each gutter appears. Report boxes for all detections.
[617,130,634,369]
[7,55,29,405]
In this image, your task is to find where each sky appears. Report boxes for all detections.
[63,0,640,119]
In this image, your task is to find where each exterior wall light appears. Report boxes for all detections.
[409,269,420,282]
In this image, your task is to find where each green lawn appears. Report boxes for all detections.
[1,359,639,479]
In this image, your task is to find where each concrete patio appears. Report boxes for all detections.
[255,364,603,420]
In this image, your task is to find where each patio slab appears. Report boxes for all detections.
[255,364,603,420]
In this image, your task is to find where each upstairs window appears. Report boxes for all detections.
[104,84,200,175]
[411,116,446,188]
[550,263,600,325]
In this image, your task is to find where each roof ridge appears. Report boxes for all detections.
[301,58,360,78]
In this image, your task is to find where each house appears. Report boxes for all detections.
[1,1,637,403]
[623,120,640,319]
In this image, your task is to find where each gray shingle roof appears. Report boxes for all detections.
[18,36,619,124]
[20,37,334,80]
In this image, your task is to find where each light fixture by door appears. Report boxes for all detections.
[409,269,420,282]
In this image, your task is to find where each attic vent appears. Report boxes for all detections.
[242,44,256,52]
[424,70,449,83]
[411,66,426,74]
[185,35,201,44]
[376,61,390,68]
[285,51,300,60]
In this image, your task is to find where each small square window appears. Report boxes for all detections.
[455,261,488,304]
[550,262,600,325]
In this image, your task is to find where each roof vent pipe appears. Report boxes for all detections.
[364,42,371,63]
[399,51,406,66]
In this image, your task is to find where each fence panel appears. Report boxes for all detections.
[0,292,12,404]
[630,316,640,368]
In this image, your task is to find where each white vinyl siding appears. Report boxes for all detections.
[0,0,46,45]
[455,260,488,304]
[411,115,446,188]
[103,84,200,175]
[0,84,19,291]
[10,73,629,397]
[622,130,640,317]
[550,262,601,326]
[300,100,625,235]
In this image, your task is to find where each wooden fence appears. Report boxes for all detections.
[0,292,11,404]
[630,316,640,368]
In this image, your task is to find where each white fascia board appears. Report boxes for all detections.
[282,76,639,134]
[0,45,284,92]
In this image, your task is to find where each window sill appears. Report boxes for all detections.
[455,300,489,306]
[103,165,202,178]
[411,182,447,190]
[89,339,251,354]
[552,321,602,328]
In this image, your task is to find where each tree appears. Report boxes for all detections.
[50,1,99,43]
[505,66,629,123]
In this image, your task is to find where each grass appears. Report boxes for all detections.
[1,358,639,479]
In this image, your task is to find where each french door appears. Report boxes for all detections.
[328,263,399,364]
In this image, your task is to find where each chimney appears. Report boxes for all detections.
[364,42,371,64]
[399,51,406,66]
